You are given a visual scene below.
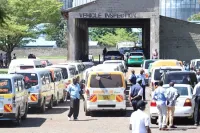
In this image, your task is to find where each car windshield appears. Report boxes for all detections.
[90,74,123,88]
[119,47,132,54]
[196,61,200,68]
[84,64,94,69]
[20,66,34,69]
[18,73,38,86]
[0,79,12,94]
[154,69,181,80]
[130,53,143,56]
[144,60,155,69]
[106,51,121,56]
[164,87,188,96]
[58,68,68,79]
[164,73,197,86]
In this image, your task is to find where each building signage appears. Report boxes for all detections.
[79,12,137,18]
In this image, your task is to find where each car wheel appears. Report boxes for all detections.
[21,104,28,120]
[85,110,90,116]
[40,99,46,113]
[48,97,53,109]
[120,110,126,116]
[151,117,157,124]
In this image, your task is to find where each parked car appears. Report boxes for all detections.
[104,51,124,61]
[127,52,145,66]
[103,60,128,73]
[150,84,195,124]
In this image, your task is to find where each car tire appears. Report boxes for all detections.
[40,98,46,113]
[21,104,28,120]
[120,110,126,116]
[48,97,53,109]
[151,117,157,124]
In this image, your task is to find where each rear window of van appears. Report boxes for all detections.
[20,66,34,69]
[90,74,123,88]
[0,79,12,94]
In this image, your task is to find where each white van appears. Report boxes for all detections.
[8,59,43,74]
[150,66,183,90]
[83,71,126,116]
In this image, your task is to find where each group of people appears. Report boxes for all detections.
[0,53,16,68]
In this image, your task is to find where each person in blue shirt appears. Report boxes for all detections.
[129,78,143,111]
[152,81,167,130]
[137,69,146,100]
[67,77,82,121]
[129,69,136,85]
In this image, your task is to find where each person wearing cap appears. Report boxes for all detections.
[193,77,200,126]
[129,100,151,133]
[67,77,82,121]
[129,78,143,111]
[129,69,136,85]
[166,82,180,128]
[137,69,146,100]
[152,81,167,130]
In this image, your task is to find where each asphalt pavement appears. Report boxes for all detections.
[0,67,200,133]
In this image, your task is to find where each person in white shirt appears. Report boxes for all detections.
[129,100,151,133]
[193,78,200,126]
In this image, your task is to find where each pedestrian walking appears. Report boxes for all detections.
[152,49,158,59]
[13,53,16,60]
[129,78,143,111]
[129,100,151,133]
[193,78,200,126]
[166,82,180,128]
[103,47,107,61]
[137,69,146,100]
[129,69,136,85]
[152,81,167,130]
[67,77,82,121]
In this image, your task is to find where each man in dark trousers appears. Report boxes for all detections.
[67,77,82,121]
[129,69,136,85]
[193,78,200,126]
[129,78,143,111]
[103,47,107,61]
[137,69,146,100]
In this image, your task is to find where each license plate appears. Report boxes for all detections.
[135,58,138,60]
[98,95,115,100]
[111,56,115,60]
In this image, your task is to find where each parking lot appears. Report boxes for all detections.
[0,67,199,133]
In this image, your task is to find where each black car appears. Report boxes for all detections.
[162,71,197,87]
[104,51,124,61]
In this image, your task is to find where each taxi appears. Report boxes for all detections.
[12,69,54,113]
[0,74,29,126]
[127,52,145,66]
[83,71,126,116]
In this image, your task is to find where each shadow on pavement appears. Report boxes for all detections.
[0,117,46,128]
[75,119,97,121]
[91,110,133,117]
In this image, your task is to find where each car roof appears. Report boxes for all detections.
[0,74,23,79]
[166,71,195,74]
[11,68,50,74]
[103,60,124,63]
[163,84,191,88]
[83,62,94,65]
[153,66,183,70]
[47,64,75,69]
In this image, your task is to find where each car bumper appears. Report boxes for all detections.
[86,101,126,111]
[128,60,143,65]
[0,113,16,121]
[150,106,194,118]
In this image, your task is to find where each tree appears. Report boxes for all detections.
[0,0,62,63]
[188,13,200,21]
[89,28,116,41]
[0,0,8,25]
[90,28,139,46]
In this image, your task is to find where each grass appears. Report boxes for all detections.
[0,69,8,74]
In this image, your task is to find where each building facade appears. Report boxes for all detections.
[160,0,200,20]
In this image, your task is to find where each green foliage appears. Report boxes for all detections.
[89,28,139,46]
[0,0,8,25]
[0,0,62,62]
[188,13,200,21]
[45,18,68,48]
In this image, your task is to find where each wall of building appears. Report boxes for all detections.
[160,16,200,62]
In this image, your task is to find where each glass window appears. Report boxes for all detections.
[69,68,76,76]
[154,69,182,80]
[144,60,155,69]
[17,79,23,91]
[14,79,19,92]
[0,79,12,94]
[45,74,50,84]
[106,51,121,55]
[175,87,188,96]
[18,73,38,86]
[90,74,123,88]
[41,75,46,85]
[20,66,34,70]
[130,53,143,56]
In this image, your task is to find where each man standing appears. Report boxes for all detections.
[129,70,136,85]
[13,53,16,60]
[129,78,143,111]
[67,77,82,121]
[152,49,158,59]
[129,100,151,133]
[166,82,180,128]
[152,81,167,130]
[193,78,200,126]
[103,47,107,61]
[137,69,146,100]
[0,53,3,68]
